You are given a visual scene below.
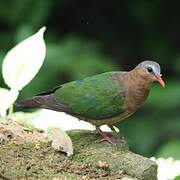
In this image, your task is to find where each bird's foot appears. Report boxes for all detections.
[96,135,125,145]
[96,136,115,144]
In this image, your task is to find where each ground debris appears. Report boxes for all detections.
[0,119,46,144]
[98,160,109,169]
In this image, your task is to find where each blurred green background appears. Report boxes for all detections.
[0,0,180,159]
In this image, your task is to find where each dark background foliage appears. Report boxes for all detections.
[0,0,180,158]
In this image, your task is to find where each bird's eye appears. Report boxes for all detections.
[147,67,153,73]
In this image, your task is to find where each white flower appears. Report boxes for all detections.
[0,88,19,117]
[32,109,114,132]
[2,27,46,91]
[0,27,46,117]
[151,157,180,180]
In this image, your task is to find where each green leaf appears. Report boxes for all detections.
[175,175,180,180]
[156,140,180,160]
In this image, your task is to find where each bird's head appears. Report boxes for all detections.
[136,61,165,87]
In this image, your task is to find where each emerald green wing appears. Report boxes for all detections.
[54,72,124,119]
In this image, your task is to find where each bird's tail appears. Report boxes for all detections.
[15,96,46,109]
[15,97,42,109]
[15,94,70,113]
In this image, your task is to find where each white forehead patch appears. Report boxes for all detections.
[139,61,161,75]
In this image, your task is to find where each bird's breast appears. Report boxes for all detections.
[124,83,151,111]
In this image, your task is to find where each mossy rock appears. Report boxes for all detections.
[0,126,157,179]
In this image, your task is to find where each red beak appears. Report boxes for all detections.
[155,75,165,88]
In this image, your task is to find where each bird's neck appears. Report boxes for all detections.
[129,68,153,88]
[124,68,152,110]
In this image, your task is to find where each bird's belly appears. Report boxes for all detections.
[75,110,134,126]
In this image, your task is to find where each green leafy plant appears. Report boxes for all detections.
[175,175,180,180]
[0,27,46,117]
[156,140,180,160]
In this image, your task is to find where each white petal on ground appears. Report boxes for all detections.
[33,109,112,132]
[0,88,19,117]
[47,127,73,157]
[2,27,46,90]
[150,157,180,180]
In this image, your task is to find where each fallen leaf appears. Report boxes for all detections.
[47,127,73,157]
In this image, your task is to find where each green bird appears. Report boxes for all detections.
[15,61,165,144]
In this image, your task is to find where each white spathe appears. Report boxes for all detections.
[2,27,46,90]
[0,88,19,117]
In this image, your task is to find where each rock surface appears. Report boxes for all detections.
[0,120,157,179]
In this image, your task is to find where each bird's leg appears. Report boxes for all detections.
[96,126,125,144]
[108,125,125,142]
[108,125,116,132]
[95,126,116,144]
